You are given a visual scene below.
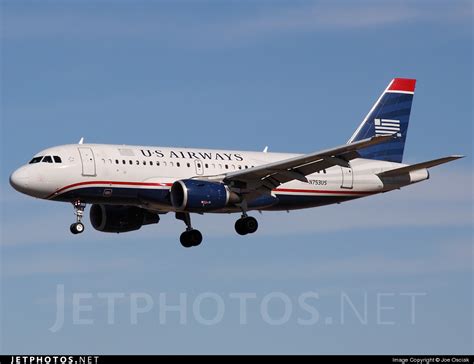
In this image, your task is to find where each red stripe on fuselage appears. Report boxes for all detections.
[46,180,173,199]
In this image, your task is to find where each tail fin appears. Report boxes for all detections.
[347,78,416,163]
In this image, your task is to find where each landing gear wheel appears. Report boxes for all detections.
[176,212,203,248]
[70,200,86,235]
[243,216,258,234]
[70,222,85,235]
[235,216,258,235]
[189,229,203,246]
[180,232,193,248]
[180,229,203,248]
[235,219,248,235]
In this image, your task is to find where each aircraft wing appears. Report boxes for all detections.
[223,135,396,191]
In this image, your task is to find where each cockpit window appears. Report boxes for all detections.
[42,156,53,163]
[29,156,43,164]
[53,156,62,163]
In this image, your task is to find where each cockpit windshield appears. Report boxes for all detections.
[29,156,43,164]
[28,155,63,164]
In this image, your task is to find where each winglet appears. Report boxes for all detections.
[263,146,269,153]
[78,137,84,144]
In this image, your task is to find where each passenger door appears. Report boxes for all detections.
[78,147,96,176]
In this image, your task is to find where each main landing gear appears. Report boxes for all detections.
[70,200,86,235]
[176,212,203,248]
[234,214,258,236]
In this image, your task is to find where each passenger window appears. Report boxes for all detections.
[170,162,174,167]
[149,161,153,166]
[187,163,190,168]
[225,164,228,169]
[238,165,242,170]
[115,160,119,164]
[197,163,201,168]
[218,164,222,169]
[53,156,62,163]
[42,156,53,163]
[212,164,216,168]
[205,163,209,168]
[122,160,126,164]
[245,165,248,169]
[156,161,160,166]
[29,156,43,164]
[143,161,146,165]
[129,160,133,165]
[177,162,180,167]
[323,169,327,174]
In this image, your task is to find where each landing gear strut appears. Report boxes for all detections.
[235,212,259,236]
[175,212,203,248]
[70,200,86,235]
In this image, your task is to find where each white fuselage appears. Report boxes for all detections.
[10,143,429,213]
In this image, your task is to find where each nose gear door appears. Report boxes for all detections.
[78,147,96,176]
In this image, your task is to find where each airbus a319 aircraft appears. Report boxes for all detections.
[10,78,463,247]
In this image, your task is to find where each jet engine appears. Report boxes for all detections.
[90,204,159,233]
[170,179,240,212]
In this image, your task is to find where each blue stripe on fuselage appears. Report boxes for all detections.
[52,186,171,206]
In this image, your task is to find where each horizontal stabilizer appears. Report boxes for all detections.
[377,155,464,177]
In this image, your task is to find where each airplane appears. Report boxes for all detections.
[9,78,463,248]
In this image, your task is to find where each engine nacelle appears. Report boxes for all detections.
[170,179,239,212]
[90,204,159,233]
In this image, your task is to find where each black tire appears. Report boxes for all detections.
[190,229,203,246]
[243,217,258,234]
[235,219,248,235]
[70,222,84,234]
[70,224,78,234]
[180,231,193,248]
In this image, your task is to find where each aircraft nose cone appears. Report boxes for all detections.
[9,168,30,193]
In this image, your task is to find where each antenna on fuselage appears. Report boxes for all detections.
[78,137,84,144]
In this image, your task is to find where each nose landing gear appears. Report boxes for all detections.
[70,200,86,235]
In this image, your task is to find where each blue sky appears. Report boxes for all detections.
[1,0,472,354]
